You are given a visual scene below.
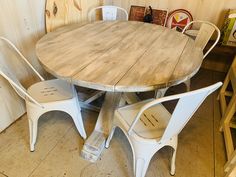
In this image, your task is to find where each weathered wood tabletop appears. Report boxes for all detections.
[36,21,203,92]
[36,21,203,162]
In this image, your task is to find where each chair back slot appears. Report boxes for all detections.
[102,6,118,21]
[194,23,215,50]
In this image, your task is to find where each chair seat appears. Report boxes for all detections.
[27,79,74,103]
[116,99,171,139]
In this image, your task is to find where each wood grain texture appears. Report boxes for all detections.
[169,39,203,85]
[74,22,165,91]
[36,21,203,92]
[46,0,82,32]
[116,28,189,91]
[46,0,104,32]
[37,21,141,81]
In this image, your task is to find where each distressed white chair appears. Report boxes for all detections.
[106,82,222,177]
[88,5,128,22]
[155,21,221,98]
[0,37,86,151]
[182,20,221,59]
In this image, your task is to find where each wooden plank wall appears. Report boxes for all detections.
[0,0,45,74]
[104,0,236,27]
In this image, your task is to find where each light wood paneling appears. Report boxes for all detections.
[0,0,45,74]
[104,0,236,27]
[45,0,103,32]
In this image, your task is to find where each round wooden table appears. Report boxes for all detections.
[36,21,203,162]
[36,21,203,92]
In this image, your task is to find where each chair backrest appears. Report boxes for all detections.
[182,20,221,59]
[0,37,44,107]
[128,82,222,142]
[88,5,128,22]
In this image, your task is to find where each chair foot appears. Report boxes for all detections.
[105,143,110,149]
[105,127,116,149]
[30,144,35,152]
[105,138,111,148]
[170,172,175,176]
[82,134,87,140]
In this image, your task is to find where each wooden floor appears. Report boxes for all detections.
[0,69,227,177]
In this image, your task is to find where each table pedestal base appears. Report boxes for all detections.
[81,92,121,162]
[81,131,106,162]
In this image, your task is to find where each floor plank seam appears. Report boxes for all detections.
[27,125,73,177]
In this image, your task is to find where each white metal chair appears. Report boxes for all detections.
[0,37,86,151]
[106,82,222,177]
[155,20,221,98]
[88,5,128,22]
[182,20,221,59]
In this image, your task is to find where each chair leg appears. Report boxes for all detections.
[134,156,152,177]
[155,87,169,98]
[105,127,116,148]
[27,106,43,152]
[28,118,39,152]
[184,79,191,92]
[170,147,177,176]
[170,138,178,176]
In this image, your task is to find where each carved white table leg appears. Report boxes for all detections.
[155,87,169,98]
[81,92,121,162]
